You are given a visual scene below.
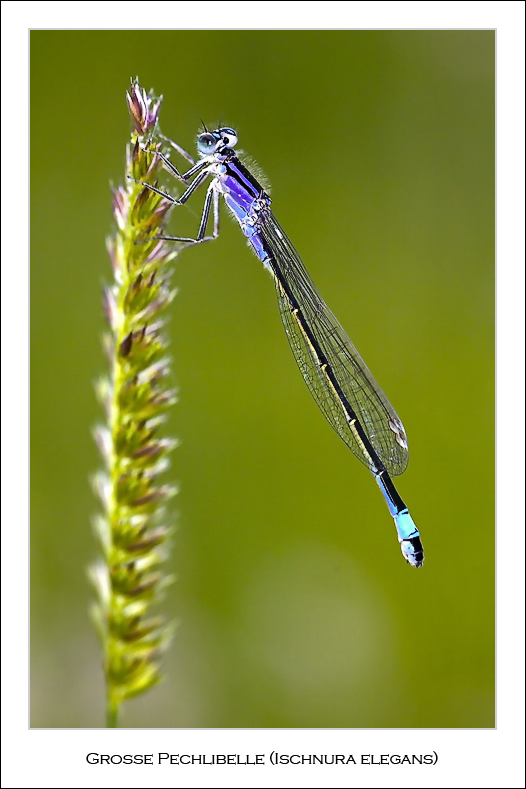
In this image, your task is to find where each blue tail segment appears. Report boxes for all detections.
[375,472,424,568]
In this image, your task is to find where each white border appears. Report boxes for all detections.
[3,2,524,787]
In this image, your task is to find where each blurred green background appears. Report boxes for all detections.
[31,30,494,728]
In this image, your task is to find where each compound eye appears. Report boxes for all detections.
[197,132,218,155]
[220,128,238,148]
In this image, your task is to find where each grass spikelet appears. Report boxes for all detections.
[90,79,181,727]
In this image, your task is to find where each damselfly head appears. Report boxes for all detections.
[197,127,238,156]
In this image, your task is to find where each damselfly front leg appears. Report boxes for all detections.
[158,133,196,167]
[140,132,198,184]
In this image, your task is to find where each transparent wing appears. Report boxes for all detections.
[259,209,409,476]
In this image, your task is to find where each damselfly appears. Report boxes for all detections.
[131,126,424,567]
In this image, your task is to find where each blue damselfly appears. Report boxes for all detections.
[131,126,424,567]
